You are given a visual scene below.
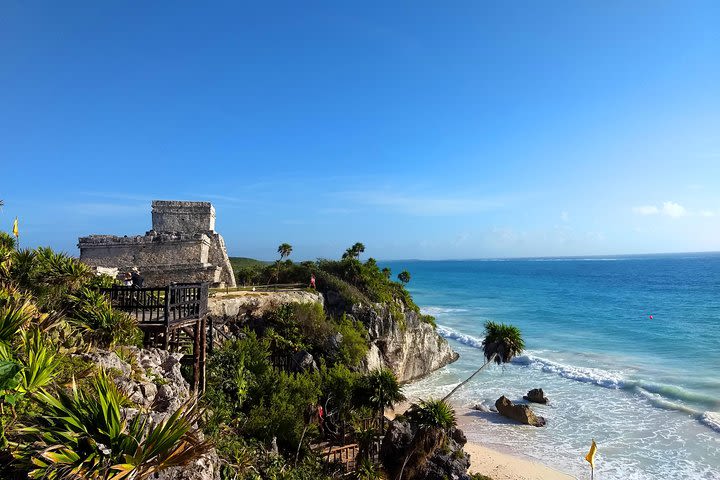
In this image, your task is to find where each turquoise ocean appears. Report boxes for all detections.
[383,254,720,479]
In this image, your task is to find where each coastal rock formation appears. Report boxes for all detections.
[352,303,458,383]
[523,388,549,404]
[208,289,457,383]
[78,200,236,288]
[495,396,546,427]
[81,347,219,480]
[381,418,472,480]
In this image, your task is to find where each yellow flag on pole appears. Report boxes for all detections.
[585,439,597,469]
[12,217,19,238]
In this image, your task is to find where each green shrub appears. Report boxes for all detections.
[335,315,369,367]
[244,369,322,451]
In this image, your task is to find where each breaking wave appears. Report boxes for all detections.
[437,323,720,434]
[436,325,484,349]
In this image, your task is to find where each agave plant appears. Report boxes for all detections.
[68,288,141,348]
[15,330,59,394]
[0,297,35,344]
[12,370,211,479]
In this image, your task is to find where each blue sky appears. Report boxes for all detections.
[2,1,719,260]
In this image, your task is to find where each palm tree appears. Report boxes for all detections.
[342,242,365,260]
[277,243,293,260]
[442,321,524,401]
[397,270,411,285]
[363,368,404,432]
[398,399,456,480]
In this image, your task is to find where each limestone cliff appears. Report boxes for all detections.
[207,289,458,383]
[350,303,458,383]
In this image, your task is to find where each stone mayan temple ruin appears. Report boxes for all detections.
[78,201,236,288]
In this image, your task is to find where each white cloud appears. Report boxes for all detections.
[632,202,720,219]
[560,211,569,222]
[661,201,686,218]
[633,205,660,215]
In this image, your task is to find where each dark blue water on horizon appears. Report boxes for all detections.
[383,253,720,479]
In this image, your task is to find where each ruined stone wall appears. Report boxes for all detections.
[151,201,215,233]
[78,200,236,288]
[79,233,211,267]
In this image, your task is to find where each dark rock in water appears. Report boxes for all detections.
[523,388,549,404]
[381,417,473,480]
[495,395,546,427]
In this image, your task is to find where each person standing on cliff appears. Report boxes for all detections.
[309,274,316,289]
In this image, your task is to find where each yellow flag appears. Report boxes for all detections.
[585,439,597,469]
[12,217,18,238]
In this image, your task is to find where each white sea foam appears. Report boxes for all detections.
[436,324,484,349]
[420,306,468,316]
[437,323,720,435]
[512,354,626,389]
[698,412,720,433]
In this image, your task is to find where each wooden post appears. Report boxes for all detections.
[192,319,200,392]
[208,315,214,356]
[163,286,171,350]
[199,316,207,393]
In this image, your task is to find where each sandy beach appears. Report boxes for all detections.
[387,402,576,480]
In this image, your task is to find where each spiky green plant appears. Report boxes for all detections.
[397,399,457,480]
[68,289,141,348]
[12,370,211,479]
[0,298,34,344]
[15,330,59,394]
[361,368,405,431]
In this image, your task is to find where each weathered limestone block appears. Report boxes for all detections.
[78,200,235,288]
[151,200,216,233]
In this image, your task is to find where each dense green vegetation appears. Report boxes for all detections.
[229,243,436,329]
[0,233,206,479]
[0,227,481,479]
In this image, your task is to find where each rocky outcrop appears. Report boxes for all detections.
[82,347,219,480]
[208,290,324,321]
[523,388,549,404]
[353,303,458,383]
[381,417,471,480]
[495,395,546,427]
[208,289,457,384]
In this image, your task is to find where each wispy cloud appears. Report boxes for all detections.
[338,191,504,216]
[631,201,716,218]
[560,211,569,222]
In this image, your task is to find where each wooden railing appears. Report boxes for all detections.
[101,283,208,326]
[322,444,360,473]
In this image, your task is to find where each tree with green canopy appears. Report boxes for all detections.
[442,321,524,401]
[277,243,293,260]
